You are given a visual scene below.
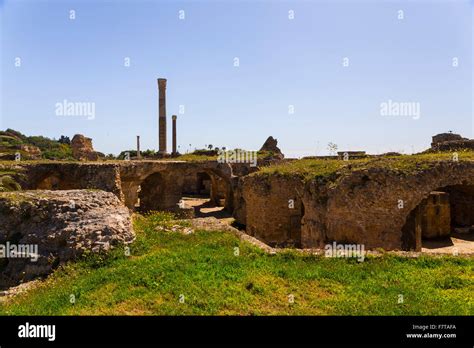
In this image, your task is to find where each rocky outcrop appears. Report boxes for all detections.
[71,134,100,161]
[259,136,284,160]
[19,145,41,159]
[0,190,134,287]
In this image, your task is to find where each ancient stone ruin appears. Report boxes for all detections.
[2,77,474,290]
[429,132,474,152]
[71,134,101,161]
[0,190,134,287]
[4,136,474,255]
[238,160,474,251]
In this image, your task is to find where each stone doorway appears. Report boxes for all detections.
[180,171,231,220]
[401,185,474,253]
[138,172,165,212]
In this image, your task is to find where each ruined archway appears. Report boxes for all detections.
[178,169,233,218]
[401,184,474,252]
[35,172,75,190]
[118,161,235,214]
[181,171,211,197]
[305,161,474,251]
[138,172,165,212]
[36,174,62,190]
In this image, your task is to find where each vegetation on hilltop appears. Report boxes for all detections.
[116,149,157,160]
[0,129,74,160]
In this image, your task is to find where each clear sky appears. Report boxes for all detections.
[1,0,472,157]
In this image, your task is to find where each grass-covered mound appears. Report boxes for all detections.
[0,212,472,315]
[257,151,474,182]
[0,168,23,192]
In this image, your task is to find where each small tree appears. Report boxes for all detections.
[58,135,71,145]
[327,142,338,156]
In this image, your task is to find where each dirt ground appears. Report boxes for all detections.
[422,231,474,254]
[181,197,233,223]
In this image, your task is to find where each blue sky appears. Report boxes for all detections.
[1,0,472,157]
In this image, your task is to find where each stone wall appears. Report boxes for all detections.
[419,191,451,239]
[238,161,474,250]
[17,163,123,200]
[240,175,304,247]
[445,185,474,226]
[2,160,236,213]
[118,161,234,211]
[307,162,474,250]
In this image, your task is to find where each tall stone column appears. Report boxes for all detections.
[157,78,167,154]
[136,135,141,159]
[172,115,177,155]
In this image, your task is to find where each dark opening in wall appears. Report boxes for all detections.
[401,185,474,251]
[138,172,165,212]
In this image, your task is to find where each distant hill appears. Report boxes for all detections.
[0,129,74,160]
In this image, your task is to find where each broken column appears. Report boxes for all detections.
[157,78,167,154]
[172,115,177,155]
[136,135,141,159]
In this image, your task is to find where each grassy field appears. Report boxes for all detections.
[0,212,472,315]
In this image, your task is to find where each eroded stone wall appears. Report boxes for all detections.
[17,163,122,199]
[419,191,451,239]
[237,161,474,250]
[241,175,304,247]
[4,161,236,213]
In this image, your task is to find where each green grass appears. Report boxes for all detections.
[171,153,218,162]
[0,212,472,315]
[257,151,474,182]
[257,158,361,181]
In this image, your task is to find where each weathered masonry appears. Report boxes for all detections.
[5,157,474,251]
[234,161,474,251]
[9,161,238,213]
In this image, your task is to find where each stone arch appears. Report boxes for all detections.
[35,172,74,190]
[401,183,474,251]
[385,163,474,250]
[203,167,233,212]
[319,162,474,251]
[138,171,166,212]
[118,161,235,213]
